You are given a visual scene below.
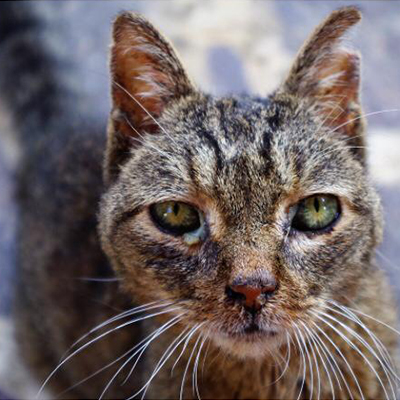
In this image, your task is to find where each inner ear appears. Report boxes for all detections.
[279,7,365,160]
[312,49,363,135]
[105,12,196,184]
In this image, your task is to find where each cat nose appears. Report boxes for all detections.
[226,280,277,312]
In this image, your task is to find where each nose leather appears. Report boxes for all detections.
[230,285,262,309]
[229,283,276,311]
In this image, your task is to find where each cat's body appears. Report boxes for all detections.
[0,3,398,399]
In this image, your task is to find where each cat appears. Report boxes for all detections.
[1,2,398,399]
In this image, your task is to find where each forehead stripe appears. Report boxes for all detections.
[200,130,224,171]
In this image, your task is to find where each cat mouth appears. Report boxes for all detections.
[212,323,282,359]
[236,326,277,339]
[223,322,279,341]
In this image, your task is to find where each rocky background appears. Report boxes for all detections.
[1,1,400,398]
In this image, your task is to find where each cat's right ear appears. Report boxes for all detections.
[105,12,195,184]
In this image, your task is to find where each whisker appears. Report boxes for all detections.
[56,314,180,397]
[171,324,203,375]
[304,100,346,154]
[310,325,346,396]
[65,300,175,355]
[288,329,304,395]
[297,324,314,400]
[292,324,307,400]
[326,301,399,382]
[56,346,136,397]
[318,145,368,160]
[132,323,205,400]
[120,343,148,386]
[139,326,193,400]
[312,311,390,400]
[123,115,176,163]
[112,80,178,145]
[99,314,184,400]
[309,327,336,400]
[308,108,400,166]
[200,331,212,380]
[180,330,203,400]
[75,277,122,282]
[269,333,292,386]
[193,334,207,400]
[327,109,400,136]
[318,308,397,398]
[300,322,321,400]
[311,320,362,400]
[37,306,181,399]
[342,303,400,339]
[376,249,400,272]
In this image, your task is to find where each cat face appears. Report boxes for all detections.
[100,7,382,358]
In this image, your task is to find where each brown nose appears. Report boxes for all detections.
[227,282,277,311]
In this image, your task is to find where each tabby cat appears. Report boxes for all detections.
[1,3,398,399]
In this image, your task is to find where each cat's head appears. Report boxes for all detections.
[99,7,383,359]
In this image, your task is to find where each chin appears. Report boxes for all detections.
[211,327,285,360]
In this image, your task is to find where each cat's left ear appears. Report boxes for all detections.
[280,7,365,159]
[105,12,195,184]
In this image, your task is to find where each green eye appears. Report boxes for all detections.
[292,195,340,232]
[149,201,205,244]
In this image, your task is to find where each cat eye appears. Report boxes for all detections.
[291,195,340,232]
[149,201,205,245]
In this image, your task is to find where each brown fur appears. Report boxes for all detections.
[15,6,398,399]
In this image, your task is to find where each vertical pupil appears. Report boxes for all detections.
[173,203,180,216]
[314,197,320,213]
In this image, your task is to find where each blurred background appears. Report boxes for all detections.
[0,1,400,397]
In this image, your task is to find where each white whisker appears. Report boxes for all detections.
[312,312,390,400]
[56,345,137,397]
[193,334,207,400]
[308,327,336,400]
[75,277,122,282]
[123,115,177,163]
[309,108,400,166]
[56,312,181,397]
[327,301,399,382]
[171,324,203,375]
[317,308,397,399]
[201,332,212,380]
[112,80,178,145]
[327,109,400,136]
[376,249,400,272]
[65,301,175,355]
[180,329,203,400]
[269,333,292,386]
[139,326,192,400]
[99,314,183,400]
[297,324,314,400]
[131,323,205,400]
[344,304,400,339]
[293,324,307,400]
[37,306,181,399]
[300,322,321,400]
[310,325,346,396]
[311,320,362,400]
